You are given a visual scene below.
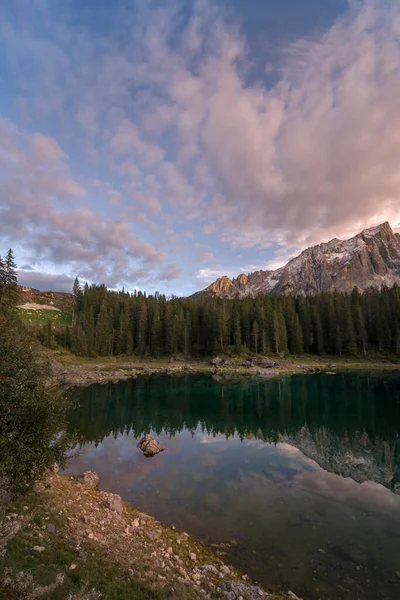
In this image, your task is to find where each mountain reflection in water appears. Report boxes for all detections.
[65,372,400,600]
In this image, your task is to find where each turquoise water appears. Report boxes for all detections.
[65,372,400,600]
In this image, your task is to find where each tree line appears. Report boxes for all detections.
[52,277,400,357]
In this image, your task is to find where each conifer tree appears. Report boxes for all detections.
[234,310,242,354]
[150,303,162,356]
[0,249,18,310]
[96,300,111,356]
[251,320,259,354]
[136,297,148,354]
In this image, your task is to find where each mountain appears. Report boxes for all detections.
[202,222,400,297]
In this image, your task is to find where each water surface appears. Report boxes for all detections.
[65,372,400,600]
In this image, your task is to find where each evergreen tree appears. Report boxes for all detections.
[95,300,111,356]
[0,249,18,310]
[234,310,242,354]
[136,298,148,354]
[72,277,82,325]
[311,304,324,354]
[251,320,259,354]
[150,303,162,356]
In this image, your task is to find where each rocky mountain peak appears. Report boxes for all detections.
[201,222,400,298]
[207,275,234,296]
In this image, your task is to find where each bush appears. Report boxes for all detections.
[0,314,71,497]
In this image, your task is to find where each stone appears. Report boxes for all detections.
[104,493,123,514]
[33,546,45,553]
[167,546,173,554]
[201,565,219,575]
[132,519,140,528]
[288,592,302,600]
[137,434,165,457]
[69,564,77,570]
[189,552,197,561]
[221,581,268,600]
[79,471,99,488]
[220,565,231,576]
[252,358,278,368]
[210,356,225,366]
[257,368,278,378]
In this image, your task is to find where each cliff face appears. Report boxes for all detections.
[204,222,400,297]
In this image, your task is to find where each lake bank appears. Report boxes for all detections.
[0,470,287,600]
[48,349,400,387]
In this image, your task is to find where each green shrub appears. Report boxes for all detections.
[0,314,71,497]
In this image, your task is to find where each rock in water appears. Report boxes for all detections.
[137,434,165,457]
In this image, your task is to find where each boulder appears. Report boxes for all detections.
[256,369,278,378]
[137,434,165,458]
[210,356,225,366]
[220,580,266,599]
[79,471,99,488]
[252,358,278,368]
[104,493,124,514]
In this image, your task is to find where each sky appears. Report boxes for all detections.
[1,0,400,296]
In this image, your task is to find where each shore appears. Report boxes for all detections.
[48,349,400,387]
[0,471,289,600]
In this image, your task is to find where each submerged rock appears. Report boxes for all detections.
[137,434,165,457]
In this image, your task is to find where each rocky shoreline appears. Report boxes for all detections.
[50,356,327,387]
[1,470,295,600]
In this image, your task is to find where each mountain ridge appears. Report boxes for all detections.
[201,222,400,298]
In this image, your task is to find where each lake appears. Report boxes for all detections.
[65,372,400,600]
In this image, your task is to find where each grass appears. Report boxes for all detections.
[50,346,400,372]
[16,307,72,326]
[0,483,182,600]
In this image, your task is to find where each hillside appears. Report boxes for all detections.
[17,286,74,312]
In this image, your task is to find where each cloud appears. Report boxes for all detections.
[17,270,74,293]
[0,114,167,288]
[202,222,216,235]
[157,262,183,282]
[30,133,66,162]
[196,267,234,286]
[103,0,400,250]
[2,0,400,288]
[198,252,215,262]
[128,261,183,287]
